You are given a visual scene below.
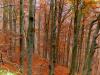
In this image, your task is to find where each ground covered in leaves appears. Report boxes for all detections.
[0,54,69,75]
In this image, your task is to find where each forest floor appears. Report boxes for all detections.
[0,33,69,75]
[0,54,69,75]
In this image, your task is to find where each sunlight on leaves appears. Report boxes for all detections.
[6,72,16,75]
[0,69,16,75]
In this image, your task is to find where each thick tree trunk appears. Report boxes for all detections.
[27,0,36,75]
[70,0,82,75]
[49,0,57,75]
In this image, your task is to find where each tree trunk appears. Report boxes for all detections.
[49,0,57,75]
[27,0,36,75]
[70,0,82,75]
[86,14,100,75]
[20,0,25,74]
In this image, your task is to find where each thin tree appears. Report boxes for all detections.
[3,0,8,32]
[8,0,13,61]
[20,0,25,74]
[37,10,41,55]
[56,0,64,64]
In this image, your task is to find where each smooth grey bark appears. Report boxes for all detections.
[49,0,57,75]
[70,0,82,75]
[27,0,36,75]
[20,0,25,74]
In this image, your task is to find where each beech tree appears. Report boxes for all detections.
[49,0,57,75]
[20,0,25,74]
[70,0,82,75]
[27,0,36,75]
